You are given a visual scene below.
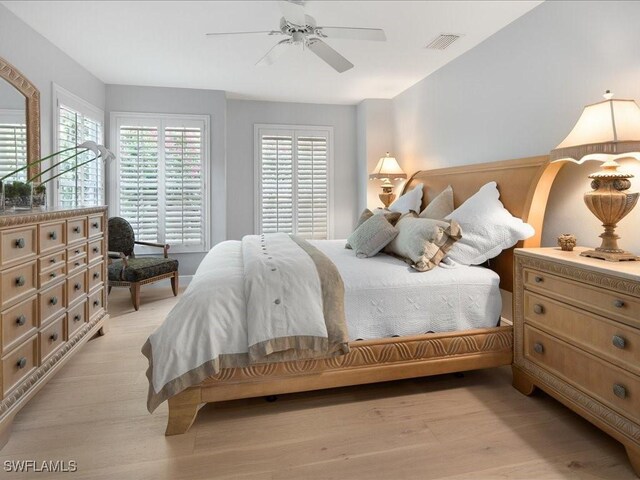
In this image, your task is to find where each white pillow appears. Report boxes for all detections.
[388,183,423,214]
[444,181,534,265]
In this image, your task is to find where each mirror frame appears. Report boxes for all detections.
[0,55,41,180]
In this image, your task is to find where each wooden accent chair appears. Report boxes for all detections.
[107,217,179,310]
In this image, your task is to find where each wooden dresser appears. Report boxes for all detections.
[0,207,109,448]
[512,247,640,476]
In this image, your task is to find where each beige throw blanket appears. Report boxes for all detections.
[142,234,349,412]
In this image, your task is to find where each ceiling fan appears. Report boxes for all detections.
[205,1,386,73]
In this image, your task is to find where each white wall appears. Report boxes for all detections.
[226,99,358,240]
[356,99,395,212]
[0,3,105,155]
[391,0,640,254]
[105,85,227,275]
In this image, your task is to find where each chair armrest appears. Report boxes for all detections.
[134,241,170,258]
[108,251,129,268]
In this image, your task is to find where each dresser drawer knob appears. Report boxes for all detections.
[14,238,25,248]
[74,283,81,291]
[50,332,59,342]
[75,262,80,267]
[15,276,25,287]
[73,226,80,234]
[93,247,99,253]
[612,335,626,349]
[533,304,544,315]
[73,314,81,322]
[93,272,100,279]
[93,300,100,307]
[613,383,627,399]
[16,315,26,326]
[92,222,99,229]
[16,357,27,369]
[50,258,56,264]
[534,276,543,283]
[50,296,58,305]
[49,231,57,240]
[533,342,544,354]
[50,272,57,279]
[613,299,625,309]
[74,249,80,255]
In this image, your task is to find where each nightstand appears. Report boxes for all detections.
[512,247,640,476]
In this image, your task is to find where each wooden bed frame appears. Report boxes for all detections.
[164,155,564,436]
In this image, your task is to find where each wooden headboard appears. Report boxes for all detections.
[402,155,563,292]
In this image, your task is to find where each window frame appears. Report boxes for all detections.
[52,84,105,207]
[254,123,335,239]
[109,111,210,254]
[0,109,28,182]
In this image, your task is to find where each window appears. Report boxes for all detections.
[0,110,27,182]
[255,125,333,240]
[110,113,209,253]
[53,85,105,208]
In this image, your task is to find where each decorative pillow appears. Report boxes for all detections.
[444,181,535,265]
[345,209,401,249]
[419,185,454,220]
[385,213,462,272]
[388,183,423,214]
[347,214,399,258]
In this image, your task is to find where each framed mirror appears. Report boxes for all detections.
[0,56,40,181]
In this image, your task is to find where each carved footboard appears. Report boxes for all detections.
[165,326,513,435]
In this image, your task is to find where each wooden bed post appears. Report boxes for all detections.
[165,388,201,436]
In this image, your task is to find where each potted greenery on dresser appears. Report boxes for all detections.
[0,141,114,211]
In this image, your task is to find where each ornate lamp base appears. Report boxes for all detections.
[581,161,638,262]
[378,179,396,208]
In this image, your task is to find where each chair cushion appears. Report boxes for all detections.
[108,257,179,283]
[108,217,136,257]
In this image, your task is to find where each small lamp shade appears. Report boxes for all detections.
[550,92,640,163]
[369,153,407,180]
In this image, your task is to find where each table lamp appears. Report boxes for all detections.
[369,152,407,208]
[551,91,640,261]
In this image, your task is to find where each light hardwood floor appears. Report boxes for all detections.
[1,285,636,479]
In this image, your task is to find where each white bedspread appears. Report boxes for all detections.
[311,240,502,340]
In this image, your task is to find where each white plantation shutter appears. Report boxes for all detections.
[260,134,293,234]
[256,126,332,239]
[57,104,104,208]
[112,114,209,253]
[0,111,27,182]
[296,134,328,239]
[118,125,159,243]
[164,126,205,245]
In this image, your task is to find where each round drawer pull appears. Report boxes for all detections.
[50,296,58,305]
[612,335,626,349]
[50,258,56,264]
[15,276,25,287]
[534,276,544,283]
[533,304,544,315]
[14,238,25,248]
[16,357,27,369]
[73,227,80,234]
[533,342,544,354]
[50,332,59,342]
[16,315,26,326]
[74,262,80,267]
[93,272,100,279]
[50,272,56,278]
[74,283,82,291]
[74,249,80,255]
[93,300,100,307]
[613,383,627,399]
[92,222,99,229]
[73,314,81,322]
[49,231,57,240]
[613,299,625,309]
[93,247,99,253]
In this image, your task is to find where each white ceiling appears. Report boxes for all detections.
[3,1,542,105]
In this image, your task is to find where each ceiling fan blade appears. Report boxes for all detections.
[307,39,353,73]
[280,0,306,26]
[317,27,386,42]
[206,31,280,37]
[256,40,291,67]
